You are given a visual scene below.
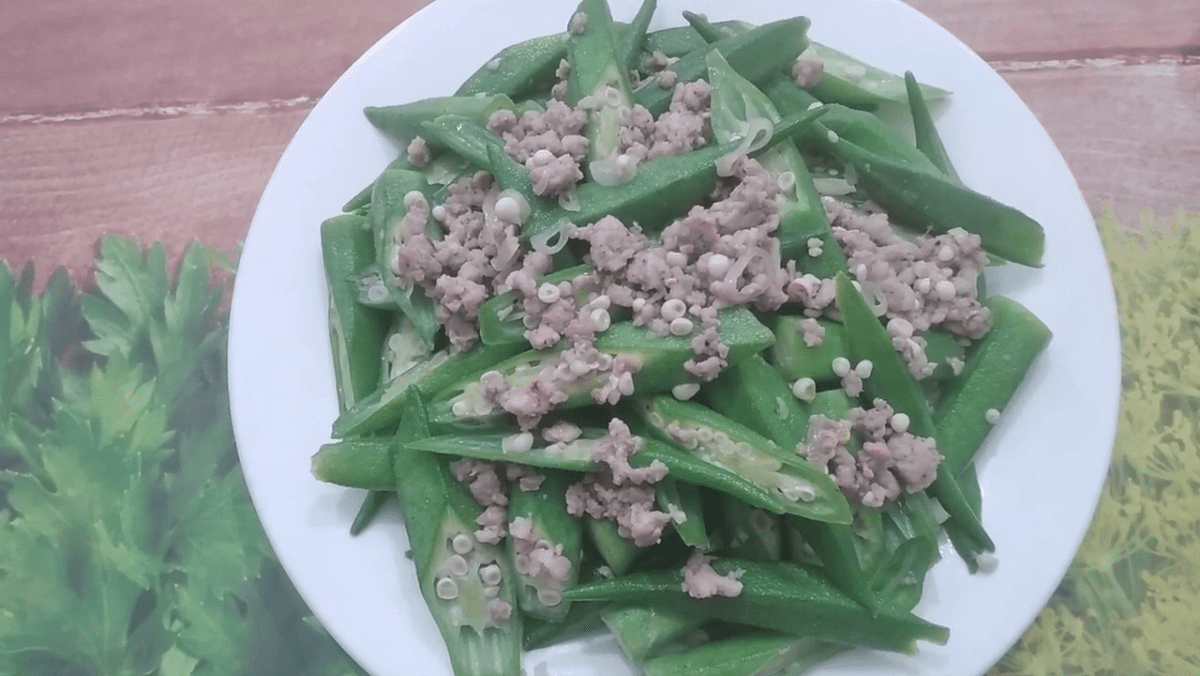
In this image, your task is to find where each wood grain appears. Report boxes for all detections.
[1006,62,1200,223]
[909,0,1200,59]
[0,109,308,287]
[0,0,428,115]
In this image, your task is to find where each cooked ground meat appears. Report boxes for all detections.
[681,552,743,599]
[800,399,941,507]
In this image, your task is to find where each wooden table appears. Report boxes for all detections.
[2,1,1197,674]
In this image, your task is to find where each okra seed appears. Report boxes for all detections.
[672,383,701,400]
[537,283,561,304]
[403,190,426,209]
[665,251,687,268]
[807,100,823,111]
[890,413,911,433]
[632,297,646,313]
[432,204,447,221]
[854,359,874,378]
[934,279,957,301]
[776,171,796,192]
[985,408,1001,424]
[807,237,823,249]
[495,196,523,224]
[887,317,915,338]
[604,86,623,107]
[975,552,999,573]
[436,577,459,600]
[448,555,470,577]
[452,400,471,417]
[532,149,555,164]
[591,308,611,331]
[483,585,500,598]
[451,533,474,555]
[915,277,932,294]
[479,563,503,586]
[502,432,535,453]
[707,253,731,278]
[792,377,817,402]
[367,285,389,303]
[588,294,611,311]
[669,317,694,336]
[537,589,563,606]
[827,130,840,143]
[831,357,852,378]
[661,298,687,321]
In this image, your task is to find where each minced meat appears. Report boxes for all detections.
[489,101,589,197]
[681,552,743,599]
[799,399,941,507]
[565,419,671,546]
[453,459,510,544]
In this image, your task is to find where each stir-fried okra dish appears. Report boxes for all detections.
[311,1,1054,674]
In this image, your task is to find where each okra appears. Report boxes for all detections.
[614,0,658,77]
[507,470,582,622]
[588,516,642,575]
[761,76,941,174]
[406,428,606,472]
[904,71,960,182]
[477,264,596,346]
[332,342,528,439]
[379,315,436,384]
[704,353,810,452]
[869,534,937,613]
[365,94,514,147]
[602,604,705,663]
[638,396,852,525]
[565,557,949,652]
[835,273,994,552]
[933,295,1052,474]
[456,33,570,99]
[656,475,708,549]
[370,169,443,344]
[770,315,846,384]
[722,495,783,562]
[522,104,830,240]
[806,43,949,110]
[567,0,635,164]
[350,490,391,536]
[320,214,392,411]
[429,309,775,428]
[390,390,523,676]
[312,438,394,490]
[642,634,843,676]
[421,114,508,172]
[523,599,607,650]
[818,137,1045,267]
[641,21,750,59]
[633,17,811,116]
[705,50,844,272]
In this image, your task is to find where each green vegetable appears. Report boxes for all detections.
[721,494,783,562]
[369,169,443,344]
[507,470,582,622]
[391,390,523,676]
[350,490,392,536]
[904,71,960,182]
[566,557,949,652]
[835,273,994,552]
[655,476,708,549]
[0,237,361,676]
[320,214,392,411]
[311,438,394,490]
[567,0,634,164]
[634,17,812,116]
[642,634,843,676]
[456,33,569,99]
[770,315,847,384]
[602,604,704,663]
[613,0,658,73]
[704,353,811,452]
[933,295,1053,474]
[478,265,596,346]
[365,94,514,147]
[806,43,948,110]
[704,50,844,272]
[587,517,641,575]
[818,137,1046,267]
[638,396,852,525]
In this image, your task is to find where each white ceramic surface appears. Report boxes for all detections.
[227,1,1121,674]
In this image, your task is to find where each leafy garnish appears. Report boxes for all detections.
[0,235,365,676]
[989,203,1200,676]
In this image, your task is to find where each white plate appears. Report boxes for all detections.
[228,1,1120,674]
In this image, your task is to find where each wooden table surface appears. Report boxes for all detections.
[2,2,1198,674]
[2,0,1197,286]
